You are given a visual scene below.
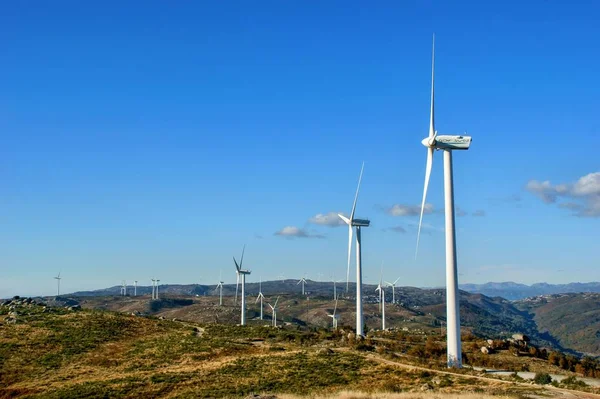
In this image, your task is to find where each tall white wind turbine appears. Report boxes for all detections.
[268,296,280,327]
[151,278,156,299]
[415,35,472,368]
[54,272,61,296]
[233,245,251,326]
[297,277,307,295]
[134,280,138,296]
[255,277,265,320]
[338,162,370,337]
[385,277,401,304]
[155,279,160,299]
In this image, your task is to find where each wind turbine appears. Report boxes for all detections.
[54,272,61,296]
[375,280,386,331]
[151,278,156,299]
[327,298,340,330]
[385,277,401,304]
[155,279,160,299]
[215,275,224,306]
[233,245,251,326]
[338,162,370,337]
[255,277,265,320]
[415,35,472,368]
[134,280,138,296]
[268,296,280,327]
[333,279,343,301]
[297,276,307,295]
[121,280,127,296]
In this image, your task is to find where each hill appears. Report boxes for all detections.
[515,293,600,357]
[459,282,600,301]
[2,297,599,398]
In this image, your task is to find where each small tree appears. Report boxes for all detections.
[534,372,552,385]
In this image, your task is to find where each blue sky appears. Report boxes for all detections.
[1,1,599,297]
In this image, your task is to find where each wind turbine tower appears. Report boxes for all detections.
[151,279,156,299]
[54,272,61,296]
[256,278,265,320]
[134,280,138,296]
[233,245,251,326]
[297,277,307,295]
[215,279,224,306]
[155,279,160,299]
[376,280,386,331]
[415,35,472,368]
[338,162,370,337]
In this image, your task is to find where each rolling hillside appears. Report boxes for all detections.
[515,293,600,356]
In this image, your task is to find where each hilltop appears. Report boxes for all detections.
[2,297,600,398]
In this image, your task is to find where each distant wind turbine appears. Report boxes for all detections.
[54,272,61,296]
[338,162,370,337]
[297,276,307,295]
[255,277,265,320]
[327,298,340,330]
[375,268,386,330]
[134,280,138,296]
[385,277,401,304]
[233,245,251,325]
[215,270,224,306]
[415,35,472,368]
[268,296,280,327]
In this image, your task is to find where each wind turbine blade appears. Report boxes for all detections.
[274,296,280,307]
[429,34,435,139]
[350,162,364,221]
[333,298,338,315]
[240,244,246,268]
[338,214,350,225]
[233,257,240,272]
[416,146,433,258]
[235,273,240,303]
[394,277,401,284]
[345,224,353,291]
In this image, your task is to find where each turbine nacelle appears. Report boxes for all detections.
[351,219,370,227]
[421,135,472,151]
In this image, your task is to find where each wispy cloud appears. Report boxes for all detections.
[526,172,600,217]
[385,203,434,217]
[274,226,325,239]
[308,212,346,227]
[472,209,486,217]
[254,234,264,239]
[456,206,468,217]
[382,225,407,234]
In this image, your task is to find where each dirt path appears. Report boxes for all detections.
[362,352,600,399]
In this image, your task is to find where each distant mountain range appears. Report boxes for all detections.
[459,282,600,301]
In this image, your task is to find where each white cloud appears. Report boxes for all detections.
[387,203,434,217]
[274,226,325,239]
[308,212,346,227]
[472,210,486,217]
[526,172,600,217]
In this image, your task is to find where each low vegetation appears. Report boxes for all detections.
[1,297,598,398]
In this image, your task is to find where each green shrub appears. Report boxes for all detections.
[533,372,552,385]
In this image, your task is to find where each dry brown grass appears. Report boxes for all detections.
[280,392,518,399]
